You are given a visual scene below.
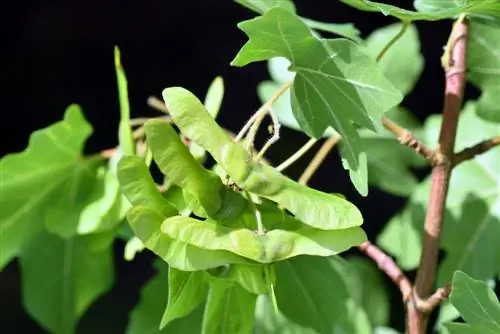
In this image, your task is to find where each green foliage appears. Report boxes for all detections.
[3,1,500,333]
[444,271,500,333]
[232,8,403,195]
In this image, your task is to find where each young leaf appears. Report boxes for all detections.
[364,23,424,96]
[0,105,92,268]
[444,271,500,333]
[161,216,366,263]
[162,87,364,230]
[201,279,257,334]
[341,0,500,21]
[160,267,208,329]
[225,264,270,295]
[126,205,252,271]
[117,155,178,217]
[274,256,351,334]
[127,261,204,334]
[19,230,114,334]
[124,236,145,261]
[231,8,403,195]
[114,46,135,155]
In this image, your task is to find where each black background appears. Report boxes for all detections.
[2,0,482,333]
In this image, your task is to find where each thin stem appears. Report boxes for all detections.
[255,107,282,161]
[358,241,413,300]
[376,20,411,62]
[245,191,265,235]
[147,96,170,114]
[453,136,500,166]
[407,15,469,334]
[414,284,452,314]
[276,138,318,172]
[382,117,435,162]
[298,135,340,185]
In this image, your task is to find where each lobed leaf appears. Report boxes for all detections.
[341,0,500,21]
[201,279,257,334]
[19,230,114,334]
[160,216,366,263]
[231,8,403,194]
[444,271,500,333]
[0,105,92,268]
[234,0,296,14]
[160,267,208,329]
[162,87,364,230]
[127,261,204,334]
[126,205,252,271]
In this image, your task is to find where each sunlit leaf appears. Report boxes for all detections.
[364,22,424,96]
[201,278,257,334]
[124,236,145,261]
[341,0,500,21]
[231,8,403,195]
[160,267,208,329]
[0,105,92,268]
[127,261,204,334]
[160,216,366,263]
[126,206,252,271]
[444,271,500,333]
[162,87,364,230]
[19,229,114,333]
[234,0,296,14]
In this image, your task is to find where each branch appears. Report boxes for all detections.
[382,116,435,162]
[408,15,469,334]
[453,136,500,166]
[298,134,340,185]
[414,284,452,314]
[358,241,412,301]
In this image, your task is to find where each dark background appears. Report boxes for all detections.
[2,0,479,333]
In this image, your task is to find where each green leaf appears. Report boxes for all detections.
[0,105,92,268]
[234,0,296,14]
[341,0,500,21]
[124,236,145,261]
[231,8,403,195]
[160,216,366,263]
[114,46,135,155]
[255,294,316,334]
[117,155,178,217]
[201,279,257,334]
[225,264,270,295]
[162,86,364,230]
[415,0,500,21]
[274,256,351,334]
[20,230,114,334]
[364,23,424,96]
[347,256,390,327]
[127,261,204,334]
[126,205,252,271]
[378,103,500,281]
[160,267,208,329]
[468,20,500,90]
[477,86,500,123]
[444,271,500,333]
[301,19,362,42]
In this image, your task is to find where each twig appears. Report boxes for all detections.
[414,284,452,314]
[276,138,318,172]
[255,107,282,161]
[382,117,435,162]
[147,96,170,114]
[376,20,411,62]
[453,136,500,166]
[407,14,469,334]
[298,135,340,185]
[358,241,413,300]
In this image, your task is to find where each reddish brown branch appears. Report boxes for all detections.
[453,136,500,166]
[414,284,452,314]
[382,116,435,162]
[407,16,469,334]
[358,241,412,300]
